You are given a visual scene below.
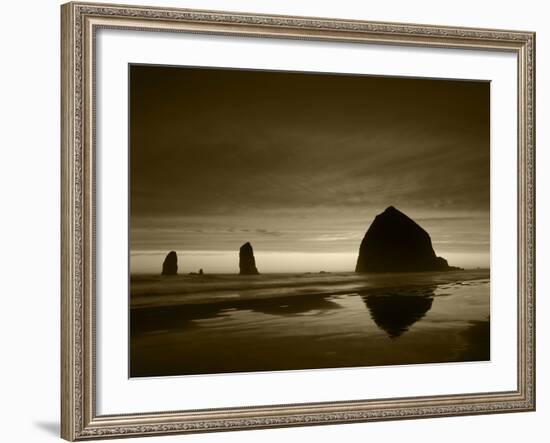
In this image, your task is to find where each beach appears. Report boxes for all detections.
[130,269,490,377]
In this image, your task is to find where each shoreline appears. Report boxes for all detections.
[130,269,490,310]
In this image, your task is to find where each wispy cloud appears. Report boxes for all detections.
[130,66,489,266]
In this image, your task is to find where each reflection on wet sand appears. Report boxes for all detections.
[131,293,342,336]
[361,287,435,338]
[130,272,490,377]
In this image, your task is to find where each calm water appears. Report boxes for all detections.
[130,271,490,377]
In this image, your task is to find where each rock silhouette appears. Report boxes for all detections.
[239,242,260,275]
[355,206,455,273]
[161,251,178,276]
[361,287,435,338]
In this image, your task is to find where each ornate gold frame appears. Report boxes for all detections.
[61,2,536,440]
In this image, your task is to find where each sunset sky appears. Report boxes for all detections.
[129,65,490,273]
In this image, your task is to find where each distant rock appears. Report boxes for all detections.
[161,251,178,275]
[355,206,457,273]
[239,242,259,275]
[199,268,204,275]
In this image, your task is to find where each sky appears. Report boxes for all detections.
[129,64,490,273]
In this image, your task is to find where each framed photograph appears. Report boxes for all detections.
[61,1,535,440]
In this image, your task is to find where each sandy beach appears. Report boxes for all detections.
[130,270,490,377]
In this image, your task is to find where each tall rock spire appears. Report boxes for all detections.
[161,250,178,275]
[239,242,260,275]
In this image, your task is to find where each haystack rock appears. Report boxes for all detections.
[355,206,456,273]
[161,250,178,276]
[239,242,260,275]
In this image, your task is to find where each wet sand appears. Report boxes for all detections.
[130,270,490,377]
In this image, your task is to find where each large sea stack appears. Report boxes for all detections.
[239,242,260,275]
[161,250,178,276]
[355,206,455,273]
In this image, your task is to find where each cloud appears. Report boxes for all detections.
[130,65,489,261]
[255,229,282,236]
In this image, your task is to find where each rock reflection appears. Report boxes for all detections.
[361,286,435,338]
[131,294,342,337]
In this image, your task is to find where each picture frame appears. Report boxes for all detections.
[61,1,535,440]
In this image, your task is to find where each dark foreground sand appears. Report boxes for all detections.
[130,270,490,377]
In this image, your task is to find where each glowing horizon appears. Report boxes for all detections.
[130,249,490,274]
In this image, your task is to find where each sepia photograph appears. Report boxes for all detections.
[129,64,490,378]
